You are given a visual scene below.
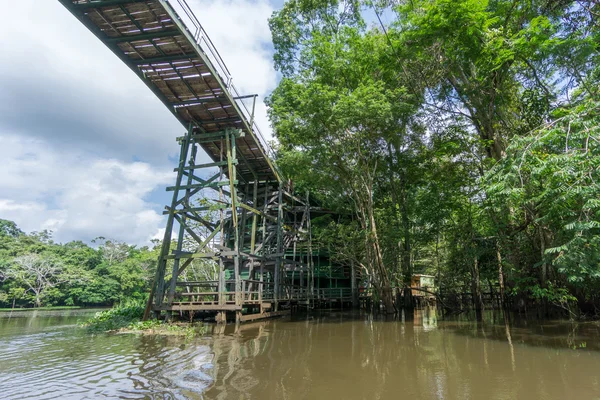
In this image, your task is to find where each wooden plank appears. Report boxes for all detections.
[239,310,289,322]
[161,304,242,311]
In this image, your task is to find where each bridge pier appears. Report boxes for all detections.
[142,125,319,322]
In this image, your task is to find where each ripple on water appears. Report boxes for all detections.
[174,369,214,392]
[0,319,216,399]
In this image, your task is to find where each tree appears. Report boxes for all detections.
[485,97,600,306]
[94,237,131,266]
[266,0,600,317]
[0,219,23,238]
[5,253,64,307]
[269,2,422,310]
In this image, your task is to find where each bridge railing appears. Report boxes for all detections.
[170,0,278,165]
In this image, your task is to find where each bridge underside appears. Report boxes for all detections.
[60,0,358,322]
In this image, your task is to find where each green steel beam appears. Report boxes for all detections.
[234,94,259,100]
[178,160,238,171]
[106,30,181,44]
[175,129,244,142]
[161,204,230,215]
[165,181,238,191]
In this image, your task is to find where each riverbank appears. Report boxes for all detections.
[0,306,85,312]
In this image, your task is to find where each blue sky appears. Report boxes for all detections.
[0,0,284,245]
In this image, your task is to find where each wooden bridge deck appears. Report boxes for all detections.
[59,0,279,183]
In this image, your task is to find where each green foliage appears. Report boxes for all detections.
[486,98,600,285]
[84,303,207,338]
[268,0,600,315]
[0,222,160,308]
[129,319,162,331]
[0,219,24,238]
[83,299,145,332]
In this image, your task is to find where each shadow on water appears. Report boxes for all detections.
[1,308,600,399]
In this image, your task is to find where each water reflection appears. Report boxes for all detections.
[200,310,600,400]
[1,309,600,399]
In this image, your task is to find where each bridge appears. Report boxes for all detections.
[59,0,358,322]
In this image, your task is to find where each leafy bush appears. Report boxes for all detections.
[83,301,207,337]
[128,319,162,331]
[83,299,145,332]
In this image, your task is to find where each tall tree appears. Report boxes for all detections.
[5,254,64,307]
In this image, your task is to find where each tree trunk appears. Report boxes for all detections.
[539,226,548,283]
[472,256,484,321]
[386,143,402,281]
[400,171,412,287]
[359,175,395,314]
[496,239,505,309]
[368,206,395,313]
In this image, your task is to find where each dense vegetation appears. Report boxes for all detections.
[0,219,158,308]
[0,218,217,309]
[267,0,599,316]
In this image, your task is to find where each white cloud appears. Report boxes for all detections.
[0,1,182,165]
[0,133,172,245]
[175,0,278,139]
[0,0,280,244]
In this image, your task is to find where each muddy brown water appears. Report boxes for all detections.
[1,308,599,399]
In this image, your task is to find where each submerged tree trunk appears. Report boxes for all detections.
[496,239,505,309]
[386,143,402,281]
[366,192,395,314]
[353,159,396,314]
[472,256,484,321]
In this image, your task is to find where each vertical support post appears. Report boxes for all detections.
[259,262,264,313]
[351,259,358,308]
[260,182,269,307]
[237,181,248,324]
[166,142,197,308]
[217,137,226,316]
[225,130,241,323]
[274,182,284,311]
[144,124,193,320]
[306,191,314,308]
[239,183,249,254]
[250,181,258,254]
[299,247,304,289]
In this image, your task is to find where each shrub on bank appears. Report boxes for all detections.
[83,300,207,337]
[83,299,145,332]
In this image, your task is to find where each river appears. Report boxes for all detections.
[1,308,599,399]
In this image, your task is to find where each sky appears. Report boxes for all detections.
[0,0,284,246]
